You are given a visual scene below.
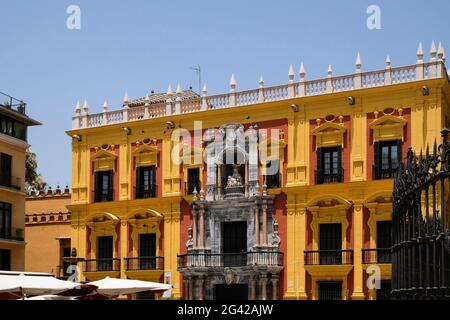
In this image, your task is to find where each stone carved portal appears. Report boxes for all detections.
[179,124,283,300]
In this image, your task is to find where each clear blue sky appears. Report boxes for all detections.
[0,0,448,188]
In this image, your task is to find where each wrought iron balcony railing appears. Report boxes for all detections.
[92,190,114,203]
[362,248,392,264]
[124,256,164,271]
[304,250,354,265]
[83,258,121,272]
[134,185,157,199]
[315,169,344,184]
[373,165,398,180]
[177,251,284,269]
[0,228,24,242]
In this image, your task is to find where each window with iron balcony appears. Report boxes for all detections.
[135,166,157,199]
[93,170,114,203]
[315,146,343,184]
[373,140,402,180]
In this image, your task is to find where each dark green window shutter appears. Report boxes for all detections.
[316,148,323,184]
[374,141,380,180]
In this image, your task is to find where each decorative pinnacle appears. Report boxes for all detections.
[82,98,89,113]
[385,55,391,67]
[202,84,208,96]
[199,188,205,201]
[74,100,81,114]
[430,40,437,60]
[103,101,109,113]
[192,187,198,201]
[355,52,362,69]
[327,65,333,77]
[145,94,150,104]
[229,74,237,87]
[123,91,129,103]
[288,64,295,82]
[176,83,182,94]
[299,62,305,77]
[417,42,424,58]
[259,76,264,88]
[167,84,173,95]
[438,42,445,60]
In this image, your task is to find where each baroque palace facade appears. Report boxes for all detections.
[67,41,450,300]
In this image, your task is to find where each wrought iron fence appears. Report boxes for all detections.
[83,258,121,272]
[0,92,26,115]
[304,250,353,265]
[392,129,450,299]
[124,256,164,271]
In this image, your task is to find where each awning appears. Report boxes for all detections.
[87,277,172,296]
[0,273,81,296]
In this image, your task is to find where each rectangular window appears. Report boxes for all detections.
[318,281,342,300]
[94,171,113,202]
[319,223,342,265]
[265,160,280,188]
[0,202,12,240]
[0,115,27,141]
[97,236,113,271]
[374,140,402,179]
[139,233,156,270]
[0,153,12,187]
[136,166,156,199]
[377,221,392,263]
[0,249,11,271]
[187,168,200,195]
[316,146,342,184]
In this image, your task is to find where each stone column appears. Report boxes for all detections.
[271,275,279,300]
[260,274,268,300]
[352,201,365,300]
[199,208,205,248]
[188,277,194,300]
[254,203,260,246]
[262,201,268,245]
[192,211,198,248]
[119,220,128,279]
[184,277,189,299]
[250,277,257,300]
[197,276,205,300]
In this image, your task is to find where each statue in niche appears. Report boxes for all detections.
[186,224,193,250]
[227,164,243,187]
[272,219,281,247]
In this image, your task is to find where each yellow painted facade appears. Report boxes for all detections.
[67,54,450,299]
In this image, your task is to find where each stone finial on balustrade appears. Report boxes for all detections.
[166,85,173,115]
[74,100,81,116]
[144,94,150,119]
[416,42,424,63]
[259,76,264,88]
[298,63,306,97]
[64,185,70,194]
[72,100,82,129]
[123,91,129,104]
[385,56,392,85]
[229,74,237,93]
[354,53,362,89]
[201,85,208,111]
[416,43,425,80]
[438,42,445,61]
[82,99,89,115]
[355,53,362,72]
[229,74,237,107]
[55,185,61,195]
[430,40,437,62]
[385,55,391,68]
[81,99,89,128]
[102,101,109,125]
[326,65,333,93]
[288,64,295,83]
[299,63,305,81]
[175,83,182,114]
